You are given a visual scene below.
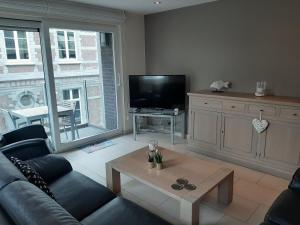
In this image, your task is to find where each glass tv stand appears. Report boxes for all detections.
[128,109,185,144]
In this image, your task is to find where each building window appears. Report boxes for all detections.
[57,31,76,60]
[18,91,35,108]
[4,30,30,60]
[63,88,82,124]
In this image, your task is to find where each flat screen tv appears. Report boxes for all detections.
[129,75,186,110]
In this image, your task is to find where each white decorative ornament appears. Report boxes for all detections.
[210,80,231,92]
[253,110,269,133]
[252,119,269,133]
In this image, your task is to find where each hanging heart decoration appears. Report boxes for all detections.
[253,110,269,133]
[252,119,269,133]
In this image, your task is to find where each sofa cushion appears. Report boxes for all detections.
[0,206,15,225]
[264,189,300,225]
[81,197,171,225]
[26,154,72,184]
[0,181,81,225]
[0,152,26,190]
[49,171,116,221]
[9,156,55,199]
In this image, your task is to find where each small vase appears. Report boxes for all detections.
[148,162,155,169]
[156,163,163,170]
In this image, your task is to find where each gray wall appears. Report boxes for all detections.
[122,13,146,131]
[145,0,300,97]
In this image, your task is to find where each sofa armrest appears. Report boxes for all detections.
[1,125,48,145]
[27,155,73,184]
[0,135,6,148]
[0,139,50,161]
[289,168,300,191]
[0,181,81,225]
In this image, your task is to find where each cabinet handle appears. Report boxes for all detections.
[255,152,257,157]
[293,113,298,116]
[231,106,236,108]
[204,102,208,105]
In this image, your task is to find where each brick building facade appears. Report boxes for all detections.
[0,29,116,134]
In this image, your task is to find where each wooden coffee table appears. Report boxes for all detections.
[106,147,234,225]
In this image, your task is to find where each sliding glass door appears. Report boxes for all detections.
[0,23,51,137]
[48,27,120,144]
[0,19,123,151]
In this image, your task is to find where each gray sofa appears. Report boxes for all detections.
[0,125,171,225]
[260,168,300,225]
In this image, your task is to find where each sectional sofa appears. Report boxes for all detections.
[0,125,171,225]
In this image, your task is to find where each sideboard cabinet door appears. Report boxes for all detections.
[258,120,300,170]
[221,114,257,159]
[190,109,221,151]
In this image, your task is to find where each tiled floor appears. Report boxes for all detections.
[60,133,289,225]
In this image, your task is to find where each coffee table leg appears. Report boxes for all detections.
[106,163,121,194]
[218,171,234,205]
[180,199,199,225]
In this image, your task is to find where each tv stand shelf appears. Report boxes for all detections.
[129,109,185,144]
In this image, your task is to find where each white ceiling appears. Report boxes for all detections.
[65,0,218,15]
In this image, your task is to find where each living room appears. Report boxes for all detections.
[0,0,299,225]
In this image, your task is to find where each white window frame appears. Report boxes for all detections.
[56,30,77,61]
[4,30,31,63]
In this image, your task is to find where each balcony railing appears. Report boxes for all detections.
[0,78,107,141]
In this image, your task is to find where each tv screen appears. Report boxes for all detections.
[129,75,186,110]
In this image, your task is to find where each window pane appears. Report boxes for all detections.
[75,102,80,110]
[5,38,15,49]
[6,49,17,59]
[17,31,26,39]
[58,41,66,50]
[0,29,50,140]
[49,28,119,142]
[4,31,13,38]
[74,106,81,123]
[68,41,75,50]
[20,94,34,107]
[19,49,29,59]
[63,90,70,100]
[18,39,28,49]
[69,50,76,59]
[72,89,79,99]
[59,50,66,58]
[57,31,65,41]
[67,32,74,41]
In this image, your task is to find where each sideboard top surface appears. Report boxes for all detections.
[188,90,300,107]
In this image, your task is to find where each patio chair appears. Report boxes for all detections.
[60,101,80,140]
[0,109,26,130]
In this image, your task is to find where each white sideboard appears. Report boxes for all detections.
[188,90,300,179]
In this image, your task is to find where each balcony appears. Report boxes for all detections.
[0,78,117,143]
